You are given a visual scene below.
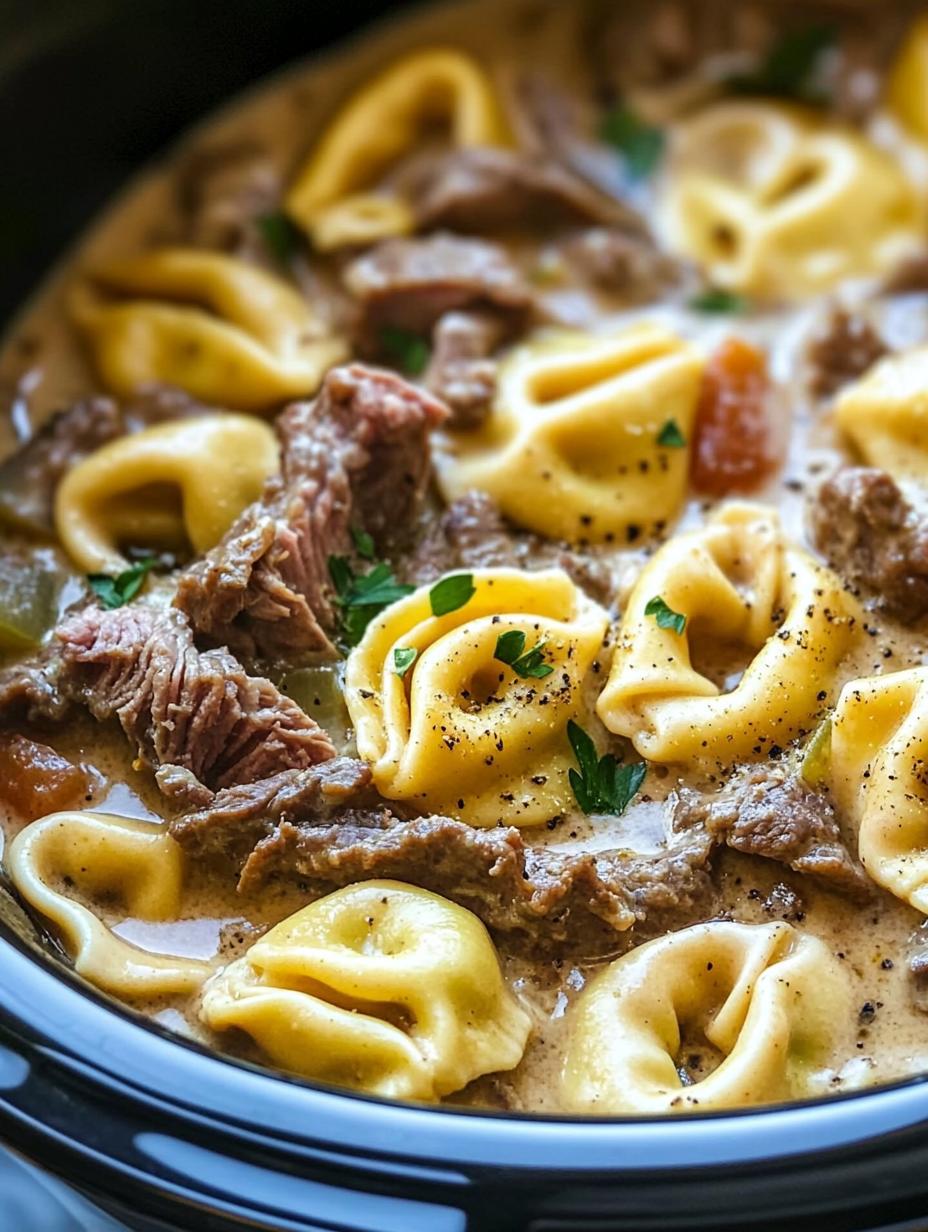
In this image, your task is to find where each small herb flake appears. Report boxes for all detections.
[688,288,748,314]
[380,326,430,376]
[430,573,475,617]
[567,719,646,817]
[657,419,687,448]
[87,557,159,610]
[494,629,554,679]
[726,25,836,103]
[328,556,413,648]
[645,595,687,635]
[351,525,375,560]
[600,104,665,180]
[393,647,418,677]
[257,210,301,267]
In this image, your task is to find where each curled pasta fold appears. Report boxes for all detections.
[887,16,928,142]
[345,568,609,827]
[55,414,280,574]
[596,503,861,766]
[561,921,851,1114]
[8,812,210,998]
[659,101,922,298]
[199,880,531,1100]
[834,345,928,481]
[286,48,511,249]
[830,667,928,913]
[70,248,346,410]
[435,325,705,545]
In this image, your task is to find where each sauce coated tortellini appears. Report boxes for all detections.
[70,248,346,410]
[8,812,210,999]
[659,101,922,298]
[435,325,705,545]
[55,414,279,574]
[834,345,928,482]
[887,15,928,142]
[830,667,928,913]
[597,503,861,766]
[199,880,531,1100]
[345,568,608,827]
[561,921,852,1114]
[285,49,511,250]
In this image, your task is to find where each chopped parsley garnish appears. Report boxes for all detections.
[429,573,475,617]
[568,719,646,817]
[380,326,431,376]
[494,629,554,679]
[657,419,687,448]
[393,647,418,677]
[351,525,375,560]
[87,557,159,610]
[726,25,836,103]
[600,103,665,180]
[645,595,687,635]
[256,211,302,267]
[688,288,749,314]
[328,556,413,648]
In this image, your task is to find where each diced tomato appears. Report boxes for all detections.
[691,337,776,496]
[0,732,90,821]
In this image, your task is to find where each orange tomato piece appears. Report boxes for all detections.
[691,337,776,496]
[0,732,90,821]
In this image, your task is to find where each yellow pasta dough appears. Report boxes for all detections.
[830,667,928,913]
[660,101,923,298]
[8,812,210,999]
[596,503,861,767]
[435,325,705,545]
[70,248,346,410]
[286,48,511,249]
[345,568,609,826]
[55,414,279,574]
[561,921,852,1114]
[834,345,928,480]
[887,15,928,142]
[199,880,531,1100]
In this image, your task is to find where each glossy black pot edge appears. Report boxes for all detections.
[2,926,928,1231]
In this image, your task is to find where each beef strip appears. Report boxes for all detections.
[173,364,448,660]
[423,310,512,429]
[809,467,928,622]
[672,763,871,897]
[804,307,889,399]
[49,604,334,791]
[176,140,281,253]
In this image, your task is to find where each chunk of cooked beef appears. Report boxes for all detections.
[343,233,533,350]
[174,364,448,659]
[424,310,511,429]
[0,657,70,725]
[672,763,871,897]
[176,140,281,252]
[884,250,928,294]
[810,467,928,622]
[53,604,333,791]
[804,307,888,399]
[557,227,689,302]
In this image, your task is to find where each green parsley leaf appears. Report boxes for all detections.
[351,525,375,560]
[494,629,554,679]
[256,211,302,267]
[393,647,418,677]
[567,719,646,817]
[87,557,158,610]
[328,555,414,648]
[380,326,431,376]
[430,573,476,617]
[657,419,687,448]
[600,104,665,180]
[726,25,836,103]
[688,288,749,314]
[645,595,687,635]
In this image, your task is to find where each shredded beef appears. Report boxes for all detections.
[174,364,448,659]
[424,310,511,429]
[557,227,689,302]
[177,140,281,252]
[672,763,870,897]
[804,307,888,399]
[810,467,928,622]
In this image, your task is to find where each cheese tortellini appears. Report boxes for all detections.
[70,248,346,410]
[830,667,928,913]
[200,881,531,1100]
[597,503,861,766]
[345,568,608,827]
[561,921,852,1114]
[8,812,210,999]
[834,345,928,481]
[887,15,928,142]
[659,101,923,298]
[55,414,279,574]
[435,325,705,545]
[285,49,511,250]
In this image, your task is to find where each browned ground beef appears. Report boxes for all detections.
[173,364,448,659]
[804,307,888,399]
[809,467,928,622]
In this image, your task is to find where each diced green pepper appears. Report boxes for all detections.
[281,664,352,751]
[0,555,59,651]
